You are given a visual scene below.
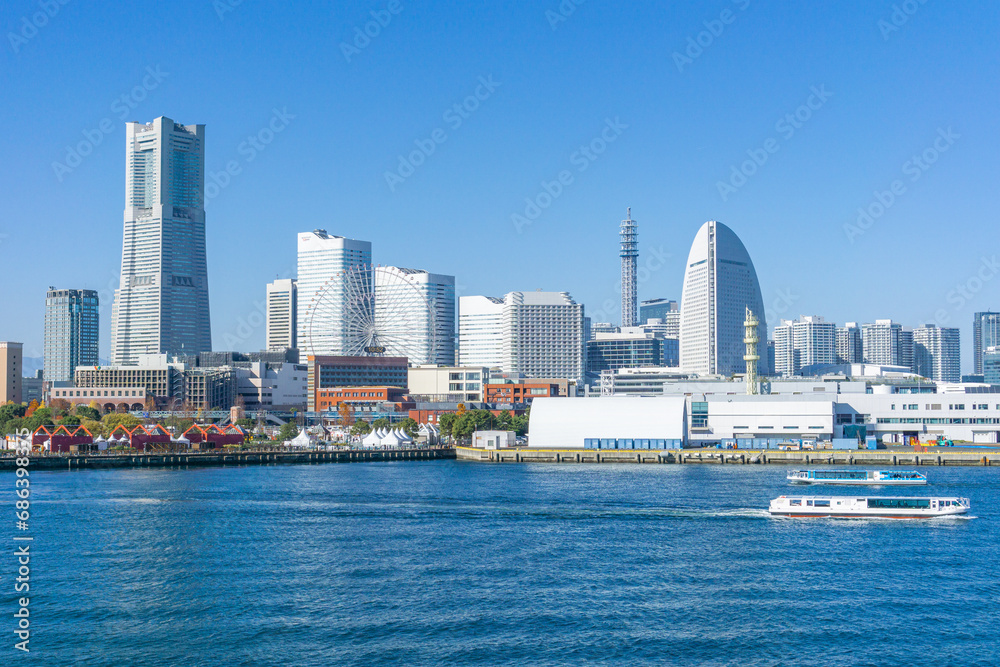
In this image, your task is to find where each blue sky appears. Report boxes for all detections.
[2,1,998,371]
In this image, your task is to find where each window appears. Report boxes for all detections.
[814,499,831,507]
[789,499,801,506]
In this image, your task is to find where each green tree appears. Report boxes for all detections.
[511,414,529,436]
[437,413,456,440]
[0,402,27,423]
[236,418,254,430]
[277,421,299,442]
[351,421,372,436]
[23,407,55,433]
[75,405,101,421]
[496,410,514,431]
[81,419,104,437]
[397,417,419,438]
[371,417,391,431]
[2,417,25,436]
[59,414,81,427]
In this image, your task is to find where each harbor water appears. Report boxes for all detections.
[8,461,999,665]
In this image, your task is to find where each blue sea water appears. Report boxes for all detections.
[5,461,999,666]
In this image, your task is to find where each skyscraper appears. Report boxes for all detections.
[773,316,835,377]
[44,288,99,382]
[973,312,1000,375]
[110,117,211,365]
[375,267,455,365]
[913,325,961,382]
[265,279,297,351]
[620,208,637,328]
[861,320,911,367]
[296,230,372,356]
[458,296,504,367]
[836,322,863,364]
[679,221,768,376]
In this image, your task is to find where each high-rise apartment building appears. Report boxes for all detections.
[458,296,504,367]
[836,322,863,364]
[110,117,211,365]
[973,312,1000,375]
[375,267,455,366]
[913,325,960,382]
[1,342,23,404]
[296,230,372,356]
[44,288,99,382]
[265,279,297,351]
[861,320,912,368]
[679,221,768,376]
[774,316,836,377]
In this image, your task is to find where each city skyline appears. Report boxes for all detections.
[2,3,998,374]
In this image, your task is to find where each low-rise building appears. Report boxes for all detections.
[483,382,559,405]
[50,385,149,412]
[307,355,408,412]
[407,365,488,402]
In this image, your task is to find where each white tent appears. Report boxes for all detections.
[286,430,311,449]
[94,435,108,451]
[362,428,386,448]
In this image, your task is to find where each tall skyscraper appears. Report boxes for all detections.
[44,288,99,382]
[679,221,768,376]
[296,230,372,356]
[620,208,637,328]
[836,322,863,364]
[0,342,22,404]
[773,316,835,377]
[458,296,504,367]
[110,117,211,365]
[375,267,455,365]
[973,312,1000,375]
[265,279,297,351]
[913,325,961,382]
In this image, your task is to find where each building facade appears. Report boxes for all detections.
[458,295,504,366]
[836,322,863,364]
[586,332,674,375]
[407,365,488,403]
[973,312,1000,375]
[862,320,911,368]
[306,355,408,412]
[266,279,297,351]
[774,316,836,377]
[499,291,585,384]
[296,230,372,356]
[111,117,211,365]
[0,342,23,404]
[375,266,455,365]
[913,325,961,382]
[678,221,768,376]
[44,288,99,382]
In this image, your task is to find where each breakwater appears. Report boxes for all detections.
[0,447,456,471]
[456,446,1000,466]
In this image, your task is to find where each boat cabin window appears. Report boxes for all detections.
[814,499,831,507]
[866,498,930,509]
[789,499,801,506]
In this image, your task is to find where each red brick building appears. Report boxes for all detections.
[484,382,560,404]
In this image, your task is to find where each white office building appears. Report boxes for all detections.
[296,230,371,356]
[408,365,488,402]
[459,295,504,367]
[266,279,297,351]
[375,266,455,366]
[679,221,768,376]
[110,117,211,364]
[913,325,961,382]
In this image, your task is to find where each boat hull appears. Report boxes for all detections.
[788,479,926,486]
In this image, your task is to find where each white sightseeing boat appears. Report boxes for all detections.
[787,469,927,486]
[769,495,969,519]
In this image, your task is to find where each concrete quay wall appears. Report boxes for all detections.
[456,447,1000,467]
[0,447,457,472]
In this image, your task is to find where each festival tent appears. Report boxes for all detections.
[286,430,311,449]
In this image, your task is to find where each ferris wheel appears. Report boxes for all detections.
[305,264,438,363]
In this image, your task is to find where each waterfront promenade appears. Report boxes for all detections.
[456,446,1000,466]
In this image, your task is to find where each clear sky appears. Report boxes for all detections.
[2,1,998,372]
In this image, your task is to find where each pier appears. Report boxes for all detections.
[456,446,1000,467]
[0,447,456,472]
